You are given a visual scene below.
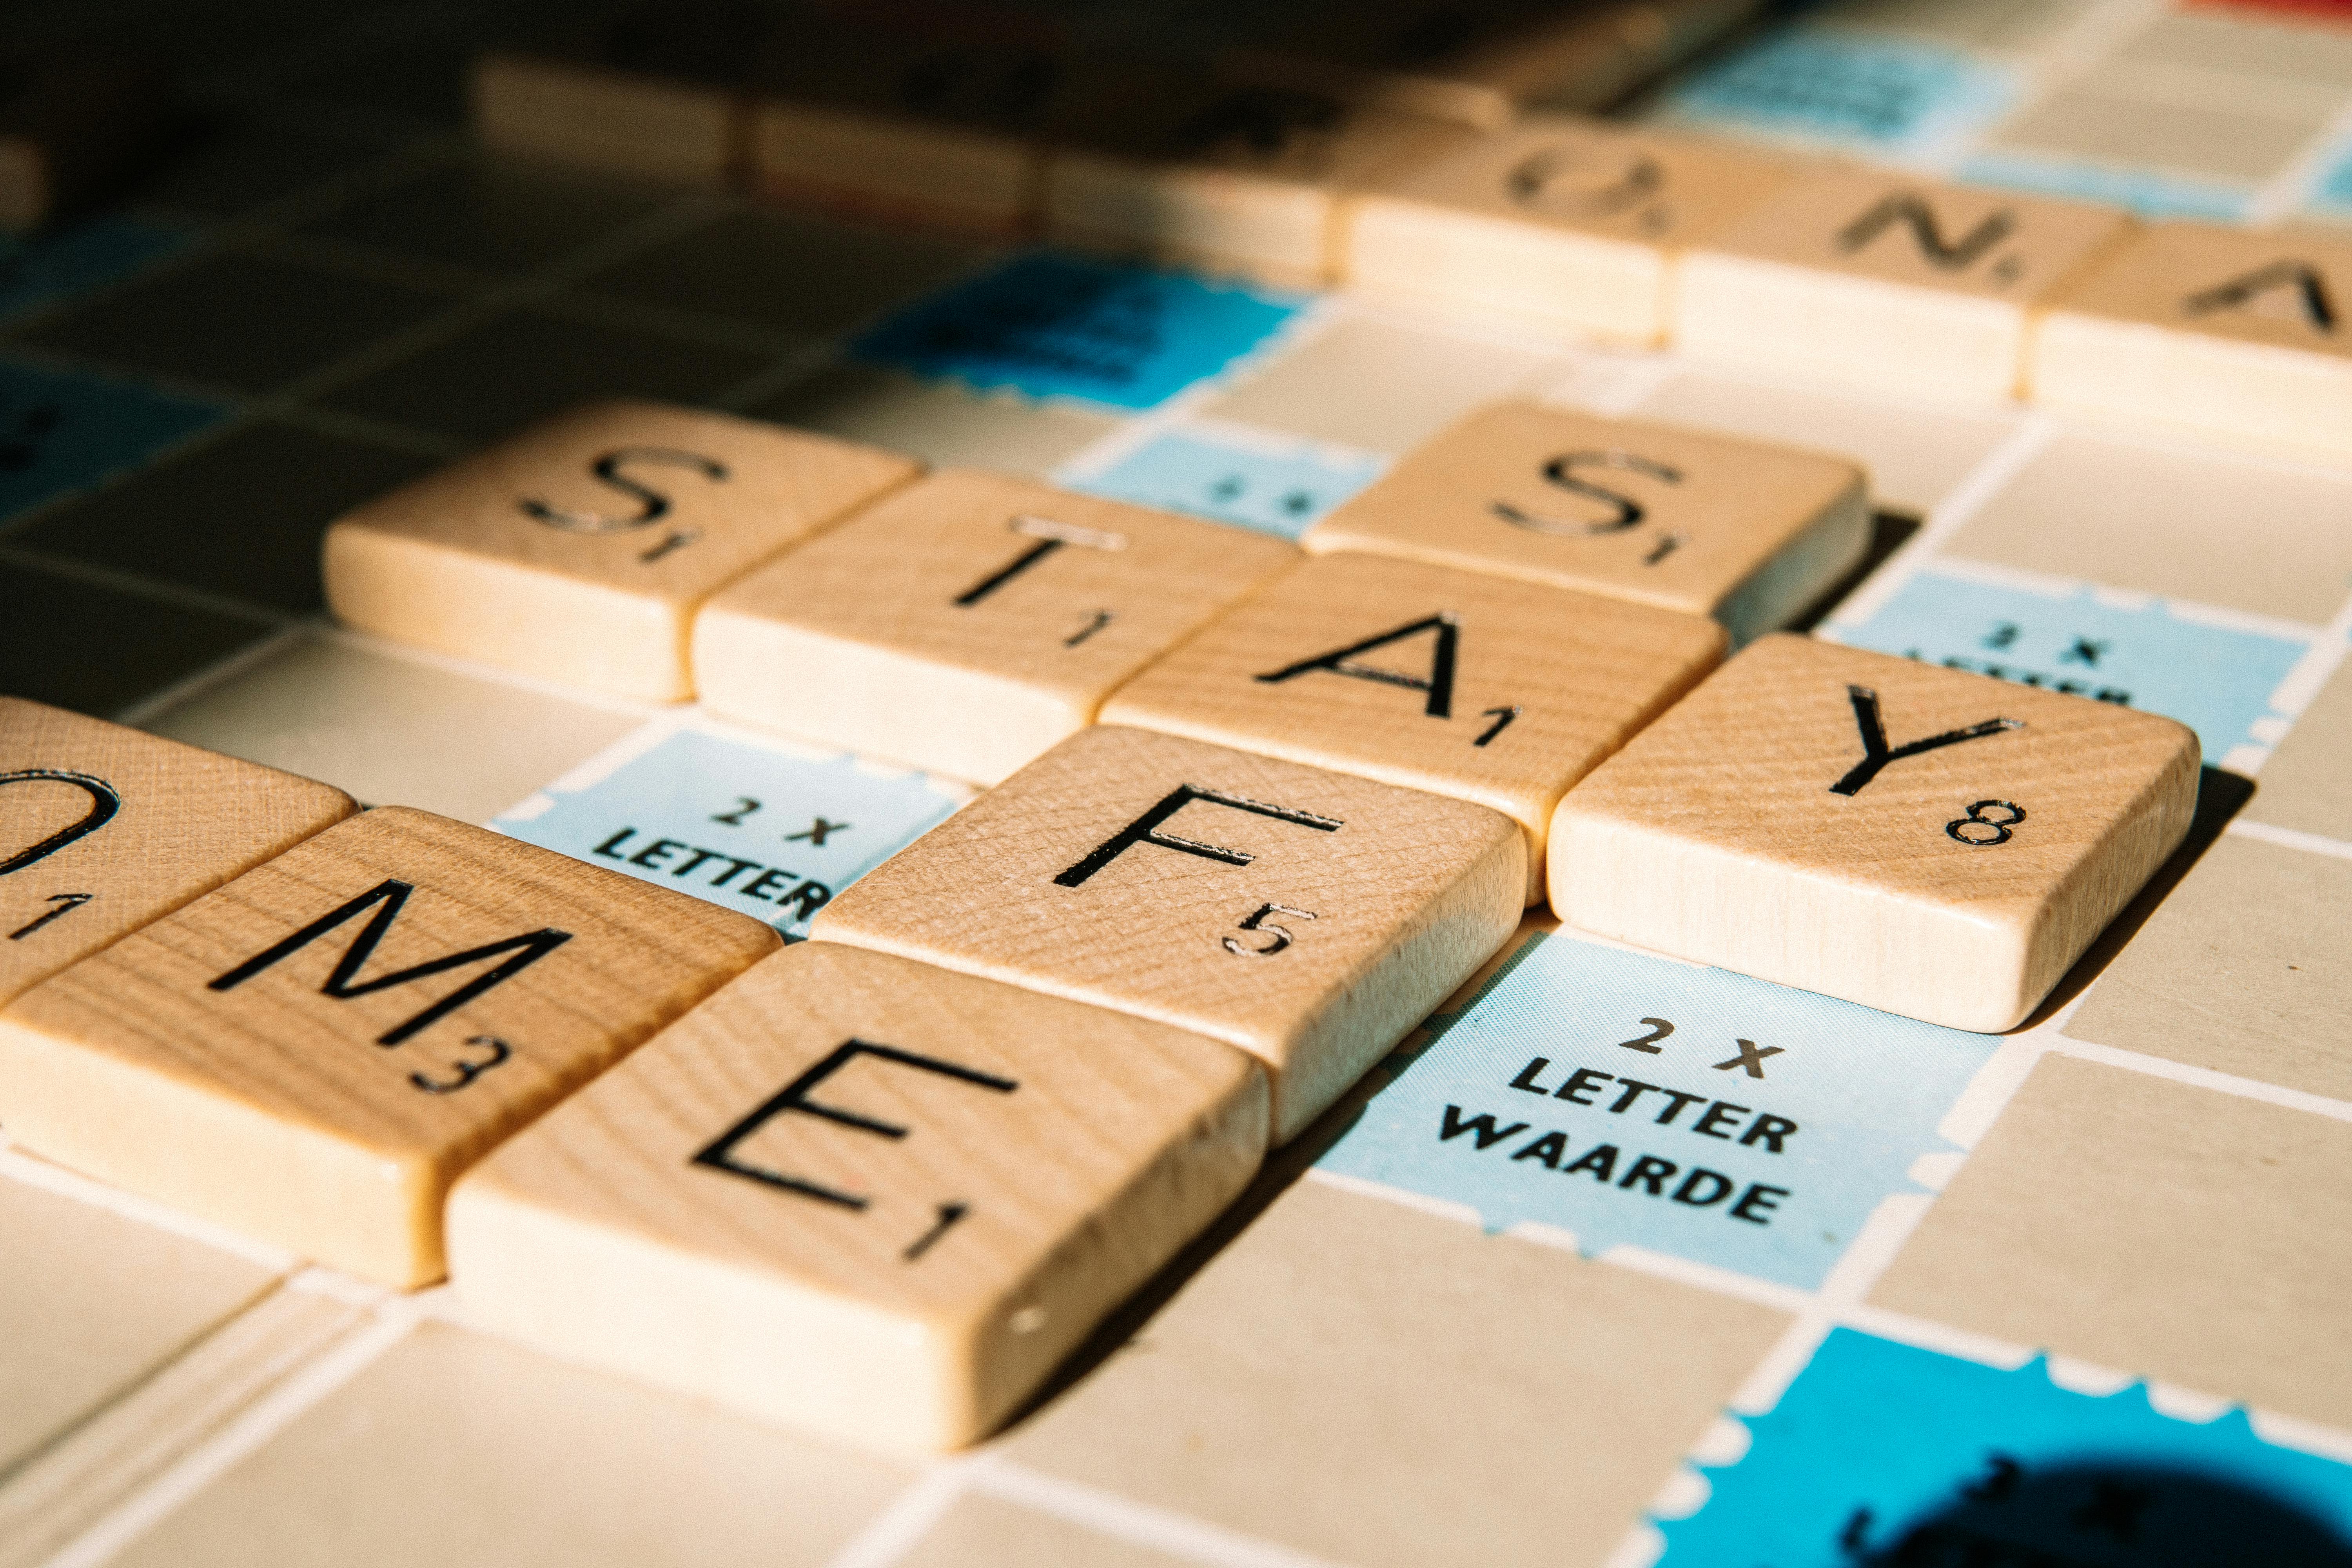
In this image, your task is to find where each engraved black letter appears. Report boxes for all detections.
[1255,614,1459,718]
[0,769,120,875]
[1836,194,2014,270]
[1830,686,2021,797]
[2184,260,2336,332]
[519,448,728,534]
[1055,785,1341,888]
[1492,451,1682,536]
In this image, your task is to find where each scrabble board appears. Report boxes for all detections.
[6,1,2352,1565]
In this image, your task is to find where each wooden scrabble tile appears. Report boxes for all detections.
[0,697,355,1007]
[2030,221,2352,462]
[811,726,1524,1142]
[448,942,1265,1450]
[998,1176,1790,1568]
[472,52,740,188]
[1550,634,2200,1032]
[1301,401,1869,645]
[1044,78,1476,287]
[0,806,779,1287]
[1102,552,1723,902]
[1343,116,1797,343]
[1869,1054,2352,1431]
[692,470,1296,784]
[747,24,1078,234]
[1675,169,2135,400]
[324,401,917,702]
[102,1321,914,1568]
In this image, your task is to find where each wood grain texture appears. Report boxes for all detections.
[1550,634,2200,1032]
[1044,77,1476,287]
[0,806,779,1287]
[1343,116,1797,342]
[693,469,1296,784]
[470,53,739,187]
[0,697,356,1006]
[2031,221,2352,462]
[324,400,918,701]
[1101,551,1724,902]
[1676,169,2135,399]
[810,725,1524,1142]
[448,942,1267,1451]
[1300,400,1869,645]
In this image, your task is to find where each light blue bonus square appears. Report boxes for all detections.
[493,726,962,940]
[1659,1329,2352,1564]
[1069,428,1386,540]
[1318,931,2004,1291]
[849,251,1305,412]
[1653,31,2015,157]
[2310,141,2352,218]
[0,357,230,526]
[1831,571,2308,766]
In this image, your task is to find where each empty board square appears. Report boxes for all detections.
[1869,1054,2352,1432]
[12,247,460,395]
[492,724,962,939]
[811,725,1523,1142]
[326,400,915,700]
[2031,222,2352,462]
[1650,29,2018,157]
[848,250,1302,411]
[102,1323,912,1568]
[1345,116,1797,343]
[1202,314,1559,455]
[0,1165,281,1479]
[450,942,1265,1450]
[0,806,779,1286]
[1067,426,1385,539]
[694,470,1295,783]
[1676,170,2132,400]
[998,1177,1789,1568]
[1301,401,1870,644]
[297,157,673,276]
[1935,427,2352,627]
[750,363,1116,477]
[1551,634,2200,1032]
[1831,570,2308,768]
[0,216,187,325]
[139,632,645,825]
[14,418,434,615]
[2244,652,2352,841]
[0,357,228,528]
[0,560,276,717]
[1657,1327,2352,1566]
[894,1497,1187,1568]
[1103,551,1722,897]
[129,121,401,220]
[314,307,772,446]
[1989,88,2314,187]
[0,696,355,1004]
[1318,926,2005,1289]
[581,207,996,339]
[2063,833,2352,1102]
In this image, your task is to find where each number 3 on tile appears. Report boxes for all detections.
[1224,902,1317,957]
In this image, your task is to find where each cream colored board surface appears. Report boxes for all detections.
[2063,834,2352,1102]
[1677,170,2133,399]
[2031,222,2352,461]
[138,632,646,825]
[2244,654,2352,841]
[1551,634,2200,1032]
[1625,366,2019,516]
[451,942,1265,1451]
[325,401,919,702]
[1000,1176,1790,1568]
[0,697,356,1006]
[1103,551,1724,900]
[1045,86,1475,287]
[470,53,737,187]
[759,364,1116,478]
[1937,427,2352,626]
[694,469,1296,784]
[1344,116,1796,342]
[1301,400,1869,643]
[0,806,779,1287]
[0,1171,280,1477]
[811,725,1524,1142]
[1202,314,1559,455]
[1870,1054,2352,1431]
[106,1322,913,1568]
[895,1494,1190,1568]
